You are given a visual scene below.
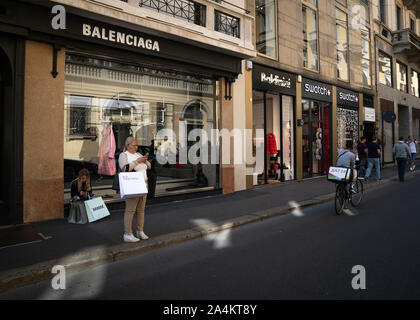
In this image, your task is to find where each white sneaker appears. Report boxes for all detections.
[137,231,149,240]
[123,234,140,243]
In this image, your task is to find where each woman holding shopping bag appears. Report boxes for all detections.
[119,136,151,243]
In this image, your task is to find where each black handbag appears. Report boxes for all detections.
[112,164,130,191]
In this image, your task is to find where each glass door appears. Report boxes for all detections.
[302,99,331,178]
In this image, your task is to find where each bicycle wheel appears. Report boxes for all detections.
[351,179,363,207]
[335,184,346,215]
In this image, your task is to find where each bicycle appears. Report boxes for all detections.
[328,165,364,215]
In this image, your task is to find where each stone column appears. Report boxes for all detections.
[23,41,65,222]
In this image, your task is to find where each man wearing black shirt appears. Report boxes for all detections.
[364,136,382,181]
[357,137,368,177]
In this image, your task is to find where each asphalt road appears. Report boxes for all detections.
[2,175,420,300]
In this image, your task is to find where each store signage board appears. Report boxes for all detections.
[82,24,160,52]
[364,107,375,122]
[302,78,332,102]
[0,0,242,77]
[337,87,359,108]
[253,64,296,95]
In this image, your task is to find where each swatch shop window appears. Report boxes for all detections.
[64,54,219,202]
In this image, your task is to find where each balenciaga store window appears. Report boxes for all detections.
[64,53,219,202]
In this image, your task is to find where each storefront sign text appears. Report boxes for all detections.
[260,72,292,88]
[82,24,160,52]
[337,88,359,108]
[302,78,332,102]
[252,65,296,95]
[339,92,358,103]
[364,107,375,122]
[304,84,331,97]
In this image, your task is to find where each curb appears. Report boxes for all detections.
[1,169,418,294]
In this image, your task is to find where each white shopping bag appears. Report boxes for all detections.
[119,172,148,199]
[84,197,110,223]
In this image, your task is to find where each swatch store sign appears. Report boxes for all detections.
[337,88,359,108]
[302,79,332,102]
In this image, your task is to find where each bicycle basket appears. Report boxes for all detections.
[327,166,352,183]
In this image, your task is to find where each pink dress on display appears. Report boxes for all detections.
[98,124,116,176]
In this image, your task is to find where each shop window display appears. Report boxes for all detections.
[302,99,330,178]
[337,108,359,153]
[252,91,295,184]
[64,54,219,202]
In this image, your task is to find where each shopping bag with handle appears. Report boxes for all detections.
[118,172,148,199]
[84,197,110,223]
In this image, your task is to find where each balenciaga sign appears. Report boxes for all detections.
[253,65,296,95]
[302,78,332,102]
[337,87,359,108]
[82,24,160,52]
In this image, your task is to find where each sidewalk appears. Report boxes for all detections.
[1,161,419,292]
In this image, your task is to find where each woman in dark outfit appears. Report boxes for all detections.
[71,168,93,201]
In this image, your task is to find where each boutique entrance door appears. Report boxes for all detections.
[252,91,295,185]
[302,100,331,178]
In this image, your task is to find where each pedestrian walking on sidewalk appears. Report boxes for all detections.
[407,136,418,171]
[119,136,151,243]
[393,137,411,182]
[357,137,368,177]
[365,136,382,181]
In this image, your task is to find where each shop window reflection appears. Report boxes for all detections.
[64,54,218,202]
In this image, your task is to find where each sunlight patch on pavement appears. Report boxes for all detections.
[288,201,305,217]
[38,246,108,300]
[343,207,358,216]
[191,219,232,249]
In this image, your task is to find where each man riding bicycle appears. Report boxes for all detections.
[330,140,364,214]
[337,140,357,190]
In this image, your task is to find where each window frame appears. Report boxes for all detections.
[255,0,279,60]
[336,7,349,82]
[302,0,320,72]
[410,68,419,97]
[379,0,386,24]
[378,50,393,88]
[396,5,403,30]
[396,60,408,93]
[410,16,416,33]
[360,22,371,87]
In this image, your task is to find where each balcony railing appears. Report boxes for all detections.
[139,0,206,27]
[392,29,420,63]
[214,10,240,38]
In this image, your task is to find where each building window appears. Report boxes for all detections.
[139,0,206,27]
[411,69,419,97]
[67,95,94,139]
[215,10,240,38]
[410,17,415,32]
[361,21,371,86]
[396,5,402,30]
[336,8,348,81]
[302,1,319,71]
[380,0,386,24]
[397,61,408,93]
[255,0,277,58]
[378,51,392,87]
